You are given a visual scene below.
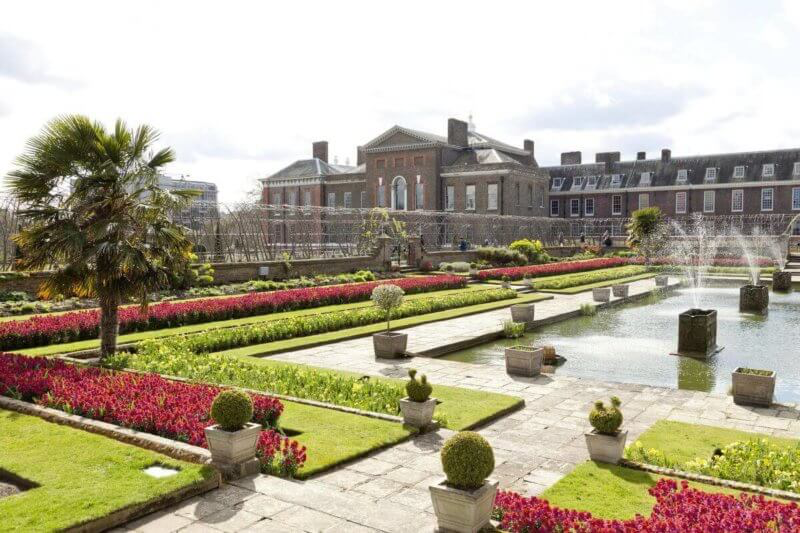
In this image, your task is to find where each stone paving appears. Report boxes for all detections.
[123,278,800,532]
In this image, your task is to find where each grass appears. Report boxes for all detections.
[537,272,656,294]
[280,400,415,478]
[0,409,216,533]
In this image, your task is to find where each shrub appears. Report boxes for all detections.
[405,369,432,402]
[589,396,622,434]
[441,431,494,490]
[509,239,550,264]
[420,260,434,272]
[371,284,405,332]
[503,320,525,338]
[442,263,454,272]
[439,261,470,273]
[211,390,254,431]
[477,257,635,281]
[580,303,597,316]
[477,247,527,267]
[531,266,647,290]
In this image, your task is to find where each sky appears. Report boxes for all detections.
[1,0,800,203]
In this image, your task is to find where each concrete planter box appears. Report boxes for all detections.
[773,270,793,292]
[399,397,437,428]
[655,275,669,287]
[612,284,629,298]
[592,287,611,302]
[739,284,769,314]
[505,346,543,377]
[585,429,628,464]
[430,478,499,533]
[510,304,535,328]
[732,368,775,407]
[372,331,408,358]
[677,308,717,357]
[501,281,511,289]
[204,423,261,479]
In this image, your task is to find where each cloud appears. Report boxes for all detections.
[517,82,706,131]
[0,33,75,87]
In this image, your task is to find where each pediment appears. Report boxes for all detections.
[363,125,445,150]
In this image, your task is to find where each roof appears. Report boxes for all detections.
[263,158,357,181]
[362,125,450,150]
[451,148,522,166]
[468,131,529,157]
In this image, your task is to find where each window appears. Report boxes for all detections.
[360,191,366,207]
[487,183,498,210]
[287,191,297,205]
[394,157,404,168]
[703,190,715,213]
[528,184,534,206]
[705,167,717,182]
[675,192,687,214]
[794,162,800,177]
[571,177,584,190]
[391,176,407,210]
[413,156,424,167]
[445,185,454,210]
[676,170,688,183]
[415,183,424,209]
[343,192,352,208]
[540,192,544,208]
[611,194,622,215]
[733,166,745,180]
[640,172,651,185]
[272,191,282,205]
[793,187,800,210]
[762,164,775,178]
[638,193,649,209]
[515,182,520,206]
[465,185,476,210]
[732,189,744,212]
[303,190,312,206]
[550,199,560,216]
[376,159,385,170]
[552,177,564,191]
[570,198,581,217]
[586,176,598,190]
[761,188,774,211]
[610,174,623,187]
[327,192,335,207]
[584,198,595,216]
[377,185,386,207]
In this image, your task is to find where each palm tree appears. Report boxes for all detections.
[6,115,198,358]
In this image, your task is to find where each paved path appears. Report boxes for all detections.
[123,278,800,532]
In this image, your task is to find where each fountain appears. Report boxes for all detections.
[734,229,769,314]
[768,235,792,292]
[677,308,720,357]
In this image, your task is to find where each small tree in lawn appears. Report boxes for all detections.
[371,284,404,332]
[6,115,197,359]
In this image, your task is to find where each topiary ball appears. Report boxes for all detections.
[211,390,254,431]
[588,396,623,435]
[441,431,494,490]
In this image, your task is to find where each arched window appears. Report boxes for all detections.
[391,176,407,210]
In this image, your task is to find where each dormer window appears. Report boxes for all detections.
[793,162,800,177]
[733,166,745,180]
[585,176,598,190]
[610,174,622,187]
[551,177,564,191]
[571,177,584,190]
[639,172,651,186]
[762,164,775,178]
[676,169,688,183]
[705,167,717,182]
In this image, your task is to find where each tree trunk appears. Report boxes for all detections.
[99,295,120,358]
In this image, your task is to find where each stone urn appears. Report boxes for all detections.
[677,308,718,357]
[372,331,408,358]
[612,284,629,298]
[399,397,437,429]
[584,430,628,464]
[740,284,769,314]
[204,423,262,478]
[510,304,535,329]
[772,271,792,293]
[655,275,669,287]
[732,368,775,407]
[592,287,611,302]
[429,478,499,533]
[504,345,543,377]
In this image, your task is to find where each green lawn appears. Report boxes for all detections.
[280,400,415,478]
[0,409,216,533]
[537,272,656,294]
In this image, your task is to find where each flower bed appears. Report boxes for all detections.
[494,479,800,532]
[0,353,306,476]
[477,258,631,281]
[0,275,466,350]
[531,266,648,291]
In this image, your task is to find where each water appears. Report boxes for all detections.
[443,287,800,403]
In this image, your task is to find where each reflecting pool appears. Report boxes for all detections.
[442,287,800,403]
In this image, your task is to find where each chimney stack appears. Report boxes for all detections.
[447,118,469,148]
[523,139,535,165]
[312,141,328,163]
[637,151,646,160]
[561,151,582,165]
[356,146,364,166]
[661,148,671,163]
[595,151,621,173]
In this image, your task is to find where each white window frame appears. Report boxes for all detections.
[303,190,312,206]
[761,188,774,212]
[675,192,687,214]
[610,174,623,187]
[551,177,563,191]
[571,177,584,190]
[586,176,598,190]
[445,185,454,211]
[360,190,366,207]
[465,184,476,211]
[638,193,649,210]
[287,191,297,206]
[793,162,800,177]
[377,184,386,207]
[272,191,282,205]
[569,198,581,217]
[327,192,335,207]
[487,183,498,211]
[415,182,424,210]
[584,197,595,216]
[731,189,744,212]
[703,190,715,213]
[676,169,688,183]
[611,194,622,215]
[550,199,560,217]
[733,166,745,180]
[793,187,800,210]
[762,164,775,178]
[639,172,651,186]
[705,167,717,182]
[343,191,352,208]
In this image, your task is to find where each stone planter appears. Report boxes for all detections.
[677,308,717,357]
[739,284,769,314]
[429,478,499,533]
[612,284,629,298]
[372,331,408,358]
[584,429,628,464]
[655,275,669,287]
[510,304,535,329]
[505,346,543,377]
[732,368,775,407]
[592,287,611,302]
[469,268,478,277]
[204,423,261,479]
[399,397,437,429]
[773,270,793,292]
[501,281,511,289]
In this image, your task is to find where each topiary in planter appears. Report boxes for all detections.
[211,390,254,431]
[441,431,495,490]
[589,396,623,435]
[406,369,432,402]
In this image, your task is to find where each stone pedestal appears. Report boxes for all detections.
[773,271,793,292]
[739,284,769,314]
[677,309,718,357]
